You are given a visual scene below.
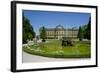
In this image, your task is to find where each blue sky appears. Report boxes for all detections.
[23,10,90,35]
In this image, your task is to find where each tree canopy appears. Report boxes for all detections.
[23,16,35,44]
[77,17,91,41]
[84,17,91,40]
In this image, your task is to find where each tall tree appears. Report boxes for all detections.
[23,16,35,44]
[83,17,91,40]
[86,17,91,40]
[39,26,47,42]
[77,26,83,41]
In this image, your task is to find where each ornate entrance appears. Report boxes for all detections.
[54,25,65,39]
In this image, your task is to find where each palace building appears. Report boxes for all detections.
[45,25,78,39]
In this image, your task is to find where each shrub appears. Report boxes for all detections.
[62,39,73,46]
[42,39,46,42]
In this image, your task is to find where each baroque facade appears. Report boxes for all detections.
[46,25,78,39]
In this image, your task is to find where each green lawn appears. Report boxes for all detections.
[23,40,91,58]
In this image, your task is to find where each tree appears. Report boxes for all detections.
[39,26,47,42]
[86,18,91,40]
[23,16,35,44]
[77,26,83,41]
[84,17,91,40]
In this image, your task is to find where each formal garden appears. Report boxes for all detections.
[22,15,91,58]
[23,39,90,58]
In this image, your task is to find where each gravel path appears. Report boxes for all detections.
[22,52,89,63]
